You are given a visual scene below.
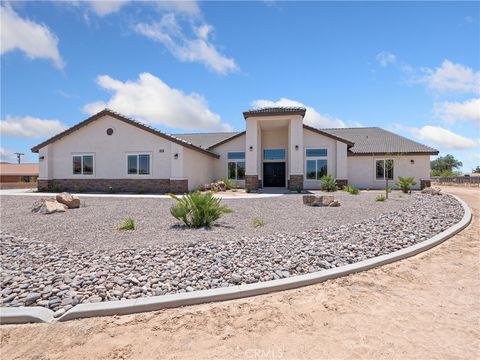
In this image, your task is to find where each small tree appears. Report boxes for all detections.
[431,154,463,176]
[472,166,480,174]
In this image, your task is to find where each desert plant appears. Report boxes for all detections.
[169,191,233,228]
[108,186,115,194]
[137,185,145,194]
[395,176,417,193]
[51,185,61,193]
[77,186,86,193]
[222,178,237,190]
[375,194,386,202]
[320,175,337,192]
[252,217,265,227]
[342,185,359,195]
[295,185,302,193]
[118,217,135,230]
[245,187,251,193]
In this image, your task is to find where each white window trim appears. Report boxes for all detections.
[72,154,95,176]
[126,152,152,177]
[374,158,394,181]
[305,147,328,181]
[226,151,246,181]
[263,148,286,162]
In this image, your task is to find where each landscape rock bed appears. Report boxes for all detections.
[0,193,464,317]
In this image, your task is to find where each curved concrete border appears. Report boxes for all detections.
[0,306,53,324]
[0,194,472,324]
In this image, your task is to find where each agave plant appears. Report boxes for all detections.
[169,191,233,228]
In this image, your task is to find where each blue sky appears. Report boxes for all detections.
[1,1,479,171]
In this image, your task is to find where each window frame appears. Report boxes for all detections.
[263,148,286,162]
[72,154,95,176]
[305,148,328,181]
[375,158,394,181]
[126,153,152,176]
[226,151,245,181]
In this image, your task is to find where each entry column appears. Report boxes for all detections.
[245,117,260,190]
[288,116,304,190]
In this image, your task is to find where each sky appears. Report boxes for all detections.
[1,1,479,171]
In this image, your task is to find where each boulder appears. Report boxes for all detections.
[303,195,336,207]
[56,192,80,208]
[328,200,341,207]
[32,199,67,214]
[216,181,227,192]
[421,187,441,195]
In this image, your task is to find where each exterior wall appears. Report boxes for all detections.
[183,147,215,191]
[37,179,187,193]
[288,118,304,177]
[347,155,431,189]
[245,118,259,177]
[210,134,246,187]
[0,175,22,182]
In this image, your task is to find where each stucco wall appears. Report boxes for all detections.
[210,134,246,187]
[347,155,430,189]
[40,115,174,180]
[183,147,215,191]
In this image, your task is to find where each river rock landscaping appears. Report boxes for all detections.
[0,192,464,317]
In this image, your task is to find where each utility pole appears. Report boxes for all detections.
[14,152,24,164]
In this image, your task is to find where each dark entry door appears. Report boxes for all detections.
[263,162,286,187]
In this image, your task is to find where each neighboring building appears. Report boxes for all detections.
[31,108,438,192]
[0,162,39,183]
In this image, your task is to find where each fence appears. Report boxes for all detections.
[432,176,480,187]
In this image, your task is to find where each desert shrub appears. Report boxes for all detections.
[77,186,86,193]
[50,185,61,193]
[395,176,417,193]
[222,178,237,190]
[169,191,233,228]
[118,217,135,230]
[137,185,145,194]
[108,186,115,194]
[245,187,251,193]
[375,194,386,202]
[343,185,359,195]
[295,185,302,193]
[252,217,265,227]
[320,175,337,192]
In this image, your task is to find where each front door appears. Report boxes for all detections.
[263,162,286,187]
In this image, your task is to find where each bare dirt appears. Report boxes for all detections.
[1,186,479,360]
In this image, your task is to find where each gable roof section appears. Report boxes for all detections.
[322,127,439,155]
[30,109,220,158]
[303,124,354,146]
[174,132,243,149]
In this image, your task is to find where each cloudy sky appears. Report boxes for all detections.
[1,1,479,171]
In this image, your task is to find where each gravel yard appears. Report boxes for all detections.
[0,192,464,318]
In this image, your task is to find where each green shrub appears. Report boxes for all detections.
[118,217,135,230]
[295,185,302,193]
[320,175,337,192]
[137,185,145,194]
[108,186,115,194]
[51,185,61,193]
[395,176,417,193]
[245,187,251,193]
[375,194,386,202]
[343,185,359,195]
[222,178,237,190]
[252,217,265,227]
[78,186,86,193]
[169,191,233,228]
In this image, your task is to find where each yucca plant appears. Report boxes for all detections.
[169,191,233,228]
[395,176,417,193]
[320,175,337,192]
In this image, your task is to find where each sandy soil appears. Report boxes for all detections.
[1,186,479,360]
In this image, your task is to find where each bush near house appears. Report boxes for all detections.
[222,178,237,190]
[169,191,233,228]
[395,176,417,193]
[342,185,360,195]
[320,175,337,192]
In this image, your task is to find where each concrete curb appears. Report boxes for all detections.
[0,306,54,324]
[0,194,472,324]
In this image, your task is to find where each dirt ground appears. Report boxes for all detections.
[1,186,479,360]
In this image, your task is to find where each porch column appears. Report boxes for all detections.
[288,116,304,190]
[245,117,259,189]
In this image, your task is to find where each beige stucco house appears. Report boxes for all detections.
[32,108,438,192]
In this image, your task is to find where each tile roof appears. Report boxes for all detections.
[0,163,39,176]
[321,127,439,155]
[243,107,306,118]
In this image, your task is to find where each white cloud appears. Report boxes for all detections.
[376,51,396,67]
[434,98,480,126]
[155,1,200,17]
[251,98,347,128]
[408,125,478,150]
[420,60,480,94]
[0,147,19,162]
[87,0,130,16]
[134,13,238,74]
[0,116,68,138]
[0,5,64,69]
[83,72,232,131]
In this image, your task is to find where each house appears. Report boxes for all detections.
[31,108,438,193]
[0,162,39,184]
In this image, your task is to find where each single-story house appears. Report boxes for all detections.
[31,108,438,192]
[0,162,39,183]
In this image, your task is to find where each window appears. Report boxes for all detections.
[376,159,394,180]
[305,149,328,180]
[264,149,285,161]
[127,154,150,175]
[227,152,245,180]
[72,155,94,175]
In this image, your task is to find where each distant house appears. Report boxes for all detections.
[0,162,39,184]
[31,108,438,193]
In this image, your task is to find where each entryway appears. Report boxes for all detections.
[263,162,286,187]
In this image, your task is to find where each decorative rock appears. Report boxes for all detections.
[53,308,66,318]
[303,195,335,207]
[421,187,442,195]
[328,200,341,207]
[55,192,80,209]
[31,199,67,214]
[25,292,41,305]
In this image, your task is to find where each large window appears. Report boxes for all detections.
[264,149,286,161]
[227,152,245,180]
[127,154,150,175]
[305,148,328,180]
[72,155,94,175]
[376,159,394,180]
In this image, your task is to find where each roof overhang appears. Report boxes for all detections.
[243,107,306,119]
[303,124,354,147]
[347,150,439,156]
